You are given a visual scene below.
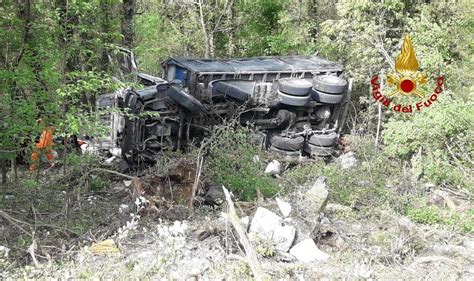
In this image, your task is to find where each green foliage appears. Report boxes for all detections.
[251,233,276,257]
[204,126,278,201]
[134,1,205,74]
[235,0,287,56]
[406,202,474,233]
[383,95,473,188]
[0,0,122,166]
[21,179,37,189]
[56,71,119,137]
[284,136,401,208]
[406,204,443,225]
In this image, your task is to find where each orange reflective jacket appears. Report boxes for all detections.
[35,126,55,149]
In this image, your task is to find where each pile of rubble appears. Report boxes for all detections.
[226,154,357,264]
[243,174,332,263]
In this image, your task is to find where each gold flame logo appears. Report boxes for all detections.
[387,35,427,98]
[395,35,419,75]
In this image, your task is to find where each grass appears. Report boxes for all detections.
[281,135,473,233]
[406,202,474,233]
[204,125,279,201]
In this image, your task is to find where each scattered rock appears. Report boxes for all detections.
[240,216,250,230]
[190,226,215,241]
[325,203,352,213]
[109,147,121,157]
[249,207,296,252]
[276,197,292,217]
[277,252,297,262]
[203,184,226,206]
[462,239,474,250]
[423,183,436,191]
[104,155,116,164]
[431,189,457,210]
[119,204,129,213]
[305,176,329,214]
[123,180,132,187]
[252,155,260,163]
[289,239,329,262]
[337,152,357,169]
[356,180,371,187]
[4,193,14,200]
[264,160,281,175]
[0,245,10,257]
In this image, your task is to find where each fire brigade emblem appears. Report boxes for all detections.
[386,35,428,98]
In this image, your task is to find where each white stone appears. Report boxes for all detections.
[289,239,329,263]
[119,204,129,213]
[305,176,329,214]
[276,197,292,217]
[252,155,260,163]
[462,239,474,250]
[325,203,352,213]
[0,245,10,257]
[240,216,250,230]
[264,160,281,175]
[249,207,295,252]
[105,155,116,164]
[109,147,122,157]
[337,152,357,169]
[123,180,132,187]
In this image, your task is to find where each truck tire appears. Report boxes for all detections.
[307,132,338,147]
[278,91,310,106]
[269,145,301,157]
[310,88,345,104]
[269,134,304,151]
[303,143,334,157]
[313,75,348,94]
[167,85,204,113]
[278,78,312,96]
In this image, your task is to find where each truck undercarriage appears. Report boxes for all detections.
[97,55,351,166]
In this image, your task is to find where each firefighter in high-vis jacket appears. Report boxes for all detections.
[29,119,57,171]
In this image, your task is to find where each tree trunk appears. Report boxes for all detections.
[100,0,112,70]
[197,0,210,58]
[121,0,135,49]
[227,0,235,56]
[0,159,7,185]
[57,0,79,74]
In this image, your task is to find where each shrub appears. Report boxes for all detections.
[284,135,405,209]
[204,125,278,201]
[383,94,473,189]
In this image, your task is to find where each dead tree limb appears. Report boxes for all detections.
[0,209,33,238]
[189,155,203,210]
[222,186,267,281]
[91,168,135,179]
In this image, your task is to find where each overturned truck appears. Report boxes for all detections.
[98,55,351,165]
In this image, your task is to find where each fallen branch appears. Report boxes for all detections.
[0,209,80,238]
[0,209,33,238]
[189,155,203,210]
[222,186,267,281]
[91,168,135,179]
